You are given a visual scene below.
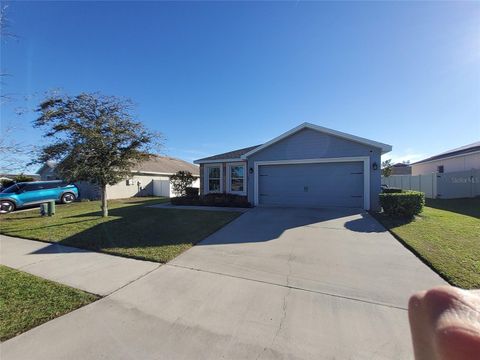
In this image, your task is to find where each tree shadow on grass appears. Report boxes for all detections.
[64,198,169,219]
[28,203,242,262]
[27,205,394,263]
[426,198,480,219]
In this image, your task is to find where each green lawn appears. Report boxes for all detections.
[0,197,241,263]
[0,265,98,341]
[374,198,480,289]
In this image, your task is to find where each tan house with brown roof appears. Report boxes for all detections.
[38,156,199,200]
[411,142,480,176]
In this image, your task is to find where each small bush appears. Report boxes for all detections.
[185,187,199,198]
[382,187,403,194]
[170,171,196,197]
[379,191,425,217]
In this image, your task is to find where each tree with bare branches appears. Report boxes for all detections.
[0,3,29,173]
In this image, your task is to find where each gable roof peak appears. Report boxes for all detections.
[240,122,392,158]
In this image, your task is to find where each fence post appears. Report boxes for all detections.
[471,169,474,198]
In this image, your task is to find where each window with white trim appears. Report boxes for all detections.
[207,166,222,192]
[227,163,246,194]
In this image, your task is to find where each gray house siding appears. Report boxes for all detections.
[246,128,382,210]
[37,167,59,181]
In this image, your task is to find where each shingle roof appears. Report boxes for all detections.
[412,141,480,165]
[36,156,198,176]
[195,145,262,162]
[135,156,199,176]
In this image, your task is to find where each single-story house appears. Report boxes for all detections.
[411,141,480,176]
[391,162,412,175]
[37,156,199,200]
[194,123,392,211]
[36,161,59,181]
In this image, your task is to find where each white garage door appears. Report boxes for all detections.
[258,162,364,208]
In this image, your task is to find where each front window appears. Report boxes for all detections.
[227,163,246,194]
[230,165,244,192]
[208,166,221,192]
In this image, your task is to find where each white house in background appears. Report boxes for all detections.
[37,156,199,199]
[391,163,411,175]
[411,142,480,176]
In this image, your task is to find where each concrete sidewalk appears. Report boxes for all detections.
[1,264,412,360]
[0,235,159,296]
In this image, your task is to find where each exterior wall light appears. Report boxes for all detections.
[249,167,254,174]
[372,162,378,171]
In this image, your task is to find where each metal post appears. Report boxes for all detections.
[40,203,47,216]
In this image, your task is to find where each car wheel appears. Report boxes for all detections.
[61,192,76,204]
[0,200,15,214]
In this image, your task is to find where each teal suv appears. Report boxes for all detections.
[0,181,79,213]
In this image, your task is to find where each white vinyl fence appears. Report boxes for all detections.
[153,178,200,198]
[382,169,480,199]
[153,179,171,197]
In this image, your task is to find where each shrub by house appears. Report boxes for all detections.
[379,190,425,217]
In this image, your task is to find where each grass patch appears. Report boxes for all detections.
[374,198,480,289]
[0,265,98,341]
[0,197,241,263]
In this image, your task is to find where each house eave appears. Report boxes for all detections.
[131,170,200,177]
[411,149,480,166]
[194,158,244,165]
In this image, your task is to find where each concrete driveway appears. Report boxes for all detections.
[172,207,444,308]
[2,207,445,359]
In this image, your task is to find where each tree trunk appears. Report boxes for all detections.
[101,184,108,217]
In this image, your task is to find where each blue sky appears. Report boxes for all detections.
[1,1,479,172]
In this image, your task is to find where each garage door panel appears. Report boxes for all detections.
[258,162,364,208]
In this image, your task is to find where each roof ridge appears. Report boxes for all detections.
[195,144,262,163]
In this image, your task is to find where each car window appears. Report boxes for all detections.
[1,184,20,193]
[44,182,61,189]
[24,183,45,191]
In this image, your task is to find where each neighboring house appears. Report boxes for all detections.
[194,123,392,211]
[37,156,199,200]
[411,141,480,176]
[36,161,59,181]
[0,173,41,181]
[391,163,412,175]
